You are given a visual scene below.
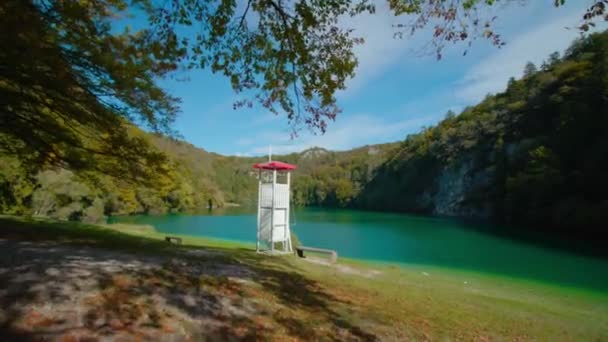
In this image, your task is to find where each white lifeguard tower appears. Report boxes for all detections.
[253,159,296,254]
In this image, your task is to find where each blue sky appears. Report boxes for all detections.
[156,1,601,156]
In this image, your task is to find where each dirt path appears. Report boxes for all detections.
[0,238,380,341]
[0,238,261,341]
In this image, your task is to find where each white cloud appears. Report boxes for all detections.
[245,113,440,155]
[457,6,604,103]
[221,2,605,156]
[338,3,414,98]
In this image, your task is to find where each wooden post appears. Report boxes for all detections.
[286,171,291,252]
[256,169,261,252]
[270,169,276,252]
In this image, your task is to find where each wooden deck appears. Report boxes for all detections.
[296,246,338,263]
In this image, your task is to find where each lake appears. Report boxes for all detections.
[109,207,608,291]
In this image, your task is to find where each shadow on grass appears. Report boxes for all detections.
[0,216,379,341]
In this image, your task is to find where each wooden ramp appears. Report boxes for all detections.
[296,246,338,263]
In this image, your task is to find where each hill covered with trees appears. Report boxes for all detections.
[0,113,398,220]
[0,131,229,221]
[357,31,608,231]
[0,133,394,221]
[1,31,607,233]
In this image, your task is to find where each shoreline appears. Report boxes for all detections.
[106,219,608,295]
[1,215,608,340]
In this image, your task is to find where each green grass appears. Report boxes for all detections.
[1,215,607,340]
[0,215,252,251]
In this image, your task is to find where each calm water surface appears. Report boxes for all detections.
[109,208,608,291]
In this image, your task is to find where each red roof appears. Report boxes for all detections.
[253,161,297,171]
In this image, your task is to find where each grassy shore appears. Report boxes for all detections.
[0,215,607,340]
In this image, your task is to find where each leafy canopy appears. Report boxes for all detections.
[1,0,603,173]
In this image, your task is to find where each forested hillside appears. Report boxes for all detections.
[0,128,395,220]
[357,31,608,231]
[265,145,398,207]
[0,131,231,221]
[2,31,607,231]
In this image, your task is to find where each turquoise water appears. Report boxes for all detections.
[109,207,608,291]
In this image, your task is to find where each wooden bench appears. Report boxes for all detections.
[165,236,182,245]
[296,246,338,263]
